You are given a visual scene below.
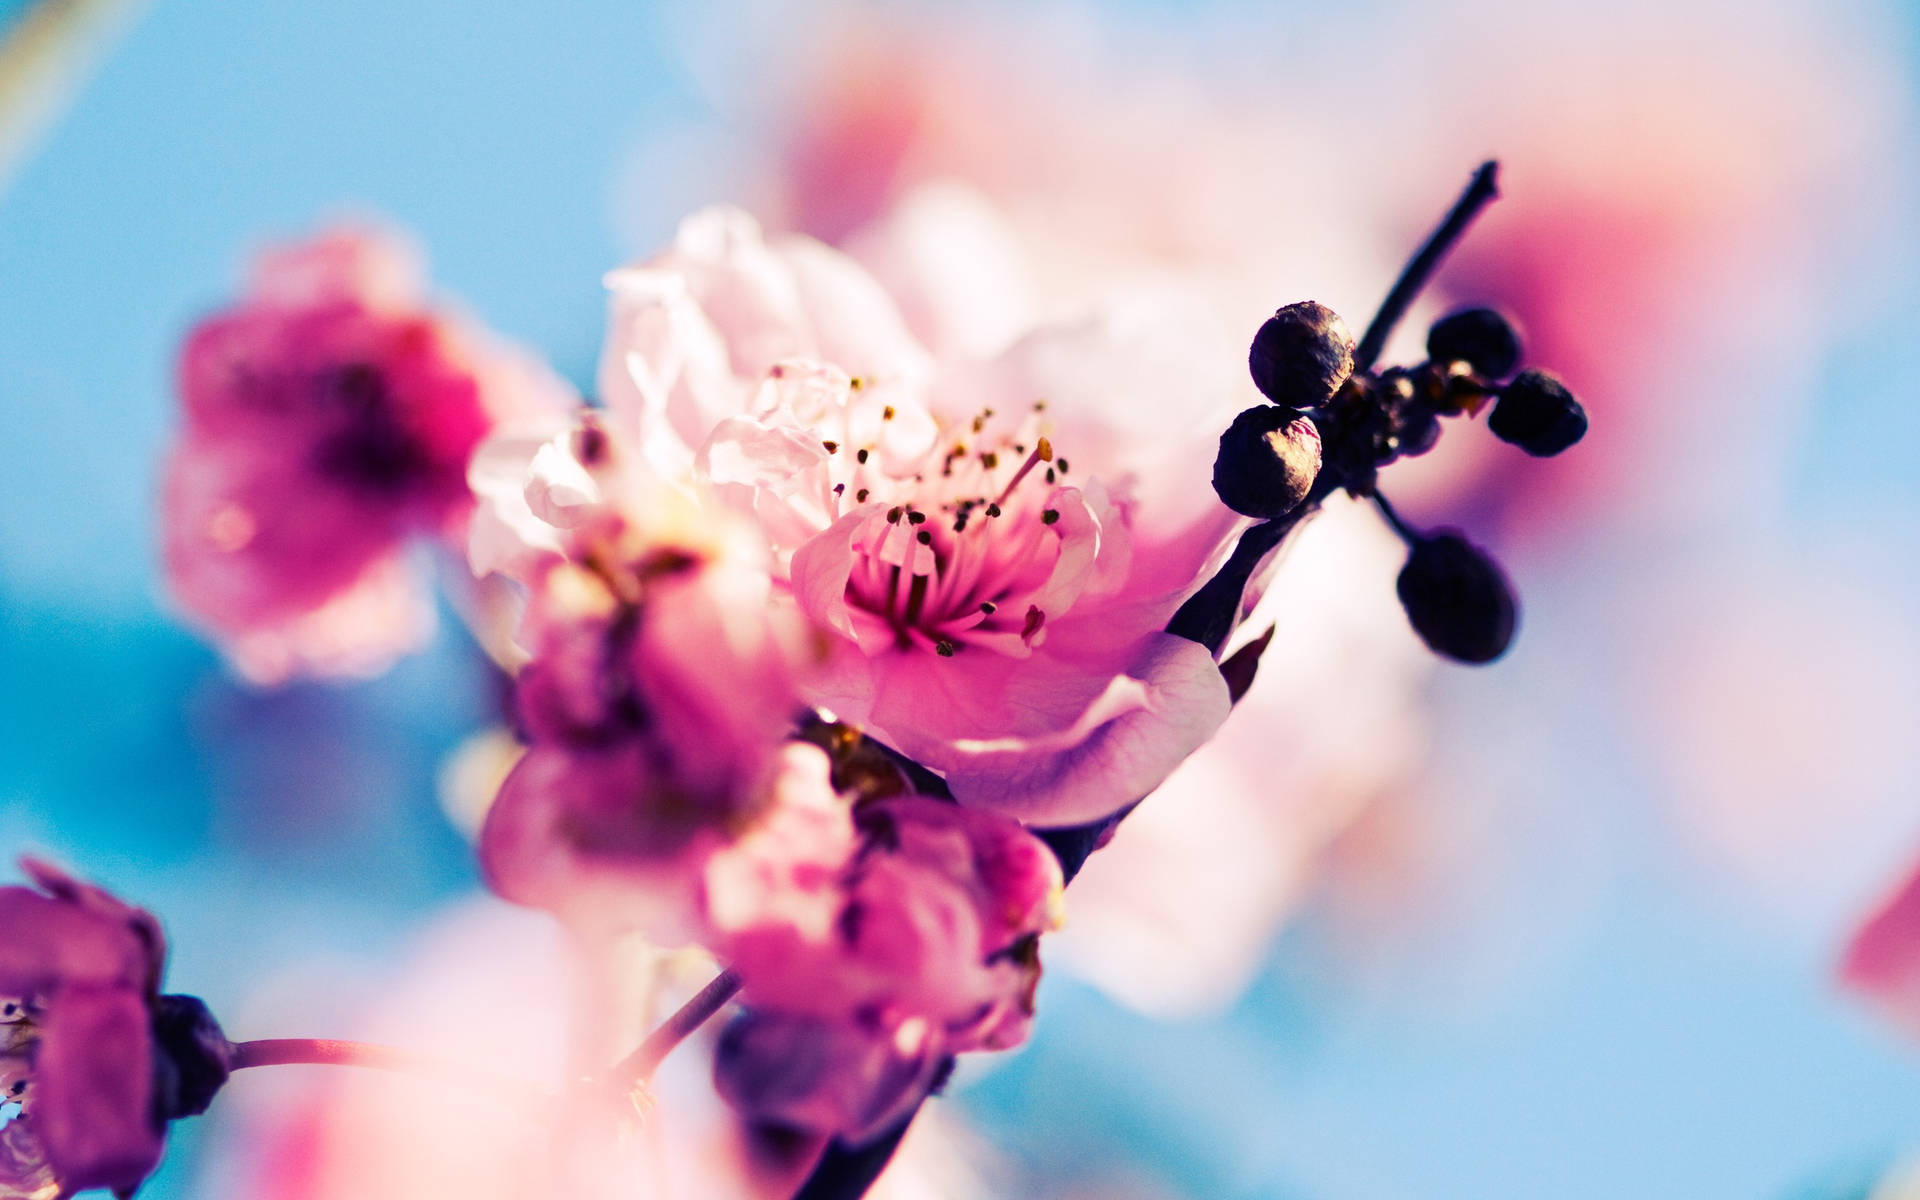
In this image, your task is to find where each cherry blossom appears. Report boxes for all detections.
[163,226,571,684]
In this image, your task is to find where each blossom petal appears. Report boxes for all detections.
[32,984,160,1195]
[938,633,1232,825]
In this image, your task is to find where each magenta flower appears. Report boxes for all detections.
[0,860,213,1200]
[163,227,570,685]
[477,206,1247,824]
[709,793,1063,1141]
[477,468,834,940]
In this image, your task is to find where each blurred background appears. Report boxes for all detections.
[3,0,1919,1196]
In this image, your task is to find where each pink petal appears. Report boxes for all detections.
[477,746,714,945]
[0,891,152,999]
[32,984,160,1194]
[939,633,1232,825]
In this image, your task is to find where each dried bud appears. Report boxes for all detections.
[1489,368,1587,456]
[1248,302,1354,409]
[1395,531,1518,664]
[1427,307,1522,379]
[1211,407,1322,518]
[149,994,234,1120]
[1394,404,1442,458]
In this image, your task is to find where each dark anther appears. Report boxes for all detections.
[823,440,840,454]
[1427,307,1522,379]
[1395,531,1519,664]
[1211,406,1323,518]
[1488,368,1587,456]
[856,448,870,464]
[915,530,932,545]
[1247,301,1355,409]
[934,639,956,658]
[979,601,996,614]
[1040,509,1060,525]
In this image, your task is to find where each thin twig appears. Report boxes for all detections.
[1351,161,1500,372]
[228,1038,526,1094]
[600,968,741,1090]
[1370,491,1420,545]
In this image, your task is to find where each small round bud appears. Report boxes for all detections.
[1395,404,1442,457]
[1248,302,1355,409]
[150,993,234,1120]
[1427,308,1522,379]
[1489,368,1587,456]
[1212,406,1323,518]
[1395,531,1518,664]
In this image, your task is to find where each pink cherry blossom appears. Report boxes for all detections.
[482,206,1247,825]
[163,225,571,685]
[0,860,168,1199]
[710,794,1062,1142]
[476,460,833,942]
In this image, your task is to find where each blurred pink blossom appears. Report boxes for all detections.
[713,795,1061,1140]
[0,859,169,1199]
[163,226,572,685]
[1841,855,1920,1042]
[474,458,830,942]
[204,901,999,1200]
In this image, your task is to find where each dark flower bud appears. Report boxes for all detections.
[1395,531,1518,664]
[1394,404,1442,457]
[1489,368,1587,456]
[1427,307,1522,379]
[1212,407,1322,518]
[150,994,234,1121]
[1248,302,1354,409]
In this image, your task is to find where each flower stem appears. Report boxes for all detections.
[1351,160,1501,373]
[228,1038,523,1093]
[1371,491,1420,544]
[600,968,742,1089]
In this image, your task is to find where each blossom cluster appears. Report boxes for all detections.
[0,156,1600,1199]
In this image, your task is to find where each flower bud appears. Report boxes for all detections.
[1489,368,1586,456]
[1248,302,1354,409]
[149,994,234,1120]
[1427,307,1522,379]
[1211,407,1322,518]
[1395,531,1517,664]
[1395,404,1442,457]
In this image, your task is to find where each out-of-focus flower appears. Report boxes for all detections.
[712,795,1062,1142]
[163,226,572,685]
[204,899,1003,1200]
[476,459,829,943]
[479,205,1247,824]
[1840,854,1920,1041]
[0,859,221,1200]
